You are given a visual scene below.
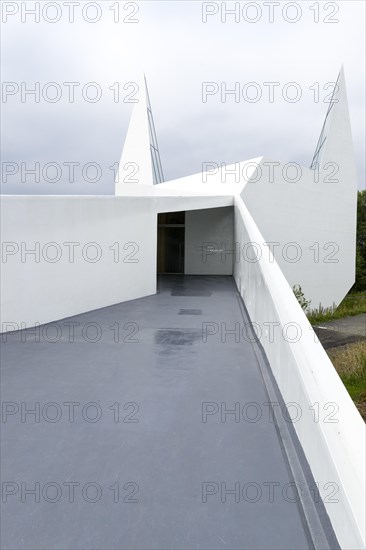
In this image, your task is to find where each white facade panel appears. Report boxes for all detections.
[1,196,157,330]
[185,207,234,275]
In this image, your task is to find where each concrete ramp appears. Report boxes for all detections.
[1,276,337,549]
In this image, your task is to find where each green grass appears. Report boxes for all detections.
[307,291,366,324]
[340,362,366,402]
[327,341,366,420]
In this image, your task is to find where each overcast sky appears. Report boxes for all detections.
[1,0,365,194]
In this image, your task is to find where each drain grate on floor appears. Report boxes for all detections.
[178,309,202,315]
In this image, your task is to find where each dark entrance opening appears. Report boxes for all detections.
[157,211,185,274]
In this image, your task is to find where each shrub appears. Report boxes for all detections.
[293,284,311,312]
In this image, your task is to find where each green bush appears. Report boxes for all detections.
[353,190,366,292]
[293,284,311,312]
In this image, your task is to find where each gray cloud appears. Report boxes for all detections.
[1,0,365,193]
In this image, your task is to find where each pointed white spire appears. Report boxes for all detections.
[311,66,357,187]
[115,75,164,194]
[115,74,154,194]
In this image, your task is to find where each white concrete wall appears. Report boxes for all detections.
[242,156,357,310]
[233,195,365,550]
[184,207,233,275]
[1,196,157,331]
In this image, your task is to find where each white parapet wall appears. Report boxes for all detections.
[0,195,158,331]
[233,195,365,550]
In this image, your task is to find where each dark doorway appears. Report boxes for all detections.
[157,211,185,273]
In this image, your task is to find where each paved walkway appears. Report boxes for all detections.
[314,313,366,349]
[1,276,322,549]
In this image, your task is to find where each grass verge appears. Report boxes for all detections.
[307,291,366,324]
[327,341,366,421]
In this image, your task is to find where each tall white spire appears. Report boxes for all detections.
[311,67,357,187]
[115,75,164,195]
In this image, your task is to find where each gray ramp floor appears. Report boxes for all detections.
[1,276,313,550]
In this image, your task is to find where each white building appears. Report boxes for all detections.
[1,68,364,550]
